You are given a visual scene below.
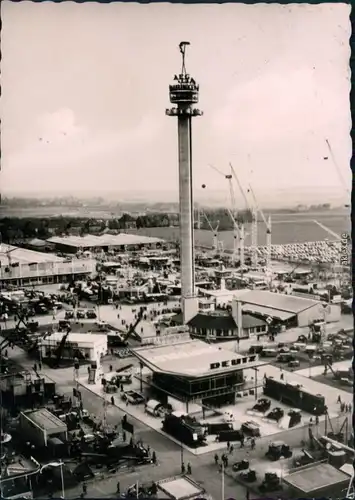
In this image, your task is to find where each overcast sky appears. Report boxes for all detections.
[1,2,351,204]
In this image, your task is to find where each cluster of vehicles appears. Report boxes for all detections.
[233,442,293,493]
[248,325,352,370]
[247,398,302,428]
[0,289,64,319]
[249,342,300,368]
[64,308,97,320]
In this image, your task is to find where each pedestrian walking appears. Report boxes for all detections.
[116,481,121,494]
[187,462,192,474]
[181,462,185,474]
[82,483,87,496]
[337,395,341,404]
[152,451,157,464]
[111,396,115,405]
[214,453,219,465]
[229,444,234,454]
[227,441,230,451]
[224,456,228,467]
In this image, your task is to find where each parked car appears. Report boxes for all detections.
[251,398,271,413]
[241,421,261,437]
[65,310,75,320]
[86,309,97,319]
[265,407,284,422]
[121,390,145,405]
[233,459,249,472]
[265,441,292,461]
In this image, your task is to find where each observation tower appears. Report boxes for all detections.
[166,42,203,323]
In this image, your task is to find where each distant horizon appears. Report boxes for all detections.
[1,184,349,210]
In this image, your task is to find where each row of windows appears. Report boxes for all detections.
[191,325,266,337]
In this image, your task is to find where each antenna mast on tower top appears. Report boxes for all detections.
[179,41,190,75]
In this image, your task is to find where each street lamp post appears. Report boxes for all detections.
[40,461,65,499]
[221,461,225,500]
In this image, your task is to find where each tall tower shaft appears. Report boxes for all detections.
[166,42,203,323]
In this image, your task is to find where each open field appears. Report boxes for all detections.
[1,208,350,246]
[128,215,350,247]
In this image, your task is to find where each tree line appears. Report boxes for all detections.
[0,209,254,244]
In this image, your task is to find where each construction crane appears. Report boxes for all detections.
[208,164,243,264]
[201,210,220,253]
[229,163,255,269]
[121,307,145,343]
[248,185,272,276]
[54,328,71,367]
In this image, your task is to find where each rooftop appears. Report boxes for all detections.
[283,462,350,493]
[188,312,267,330]
[2,455,39,477]
[156,475,204,500]
[242,304,295,321]
[41,332,107,345]
[198,288,249,299]
[239,290,320,314]
[47,233,164,248]
[22,408,67,431]
[0,244,64,266]
[132,339,262,377]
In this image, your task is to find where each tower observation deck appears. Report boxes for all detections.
[166,42,203,324]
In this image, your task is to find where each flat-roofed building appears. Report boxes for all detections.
[47,233,164,254]
[19,408,68,447]
[282,462,350,498]
[233,289,339,327]
[132,339,266,410]
[0,244,94,288]
[39,332,107,363]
